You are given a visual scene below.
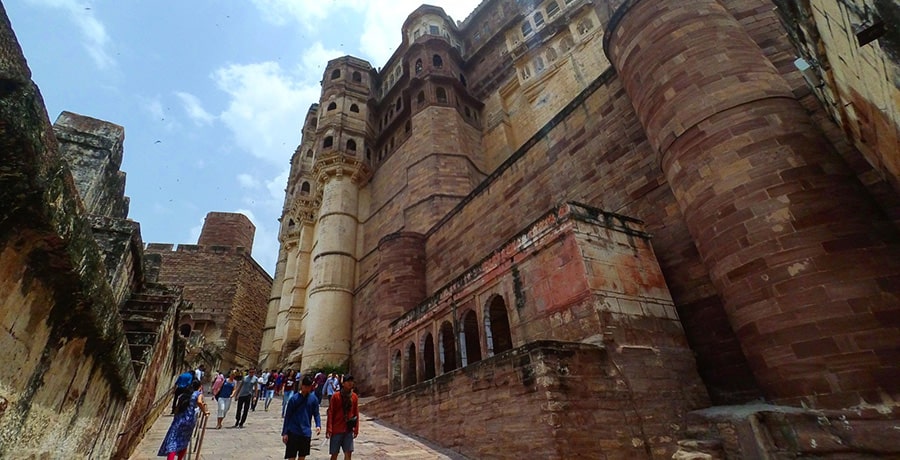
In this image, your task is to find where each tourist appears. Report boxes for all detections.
[326,375,359,460]
[232,368,258,428]
[281,375,322,460]
[275,370,285,396]
[214,371,238,429]
[170,369,193,415]
[250,370,263,412]
[281,368,296,418]
[210,370,224,399]
[314,371,327,402]
[323,373,338,407]
[264,370,276,411]
[158,380,208,459]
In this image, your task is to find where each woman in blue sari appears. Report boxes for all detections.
[158,380,209,459]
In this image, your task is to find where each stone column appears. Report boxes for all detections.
[259,246,287,367]
[301,157,368,371]
[283,222,315,354]
[605,0,900,407]
[272,239,299,361]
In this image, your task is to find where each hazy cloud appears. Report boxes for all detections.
[237,173,260,189]
[213,61,320,164]
[176,91,216,126]
[25,0,114,69]
[250,0,482,68]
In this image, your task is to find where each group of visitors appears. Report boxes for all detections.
[159,366,358,460]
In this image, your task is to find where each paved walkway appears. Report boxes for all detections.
[130,396,466,459]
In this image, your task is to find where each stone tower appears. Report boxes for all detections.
[301,57,373,370]
[605,0,900,408]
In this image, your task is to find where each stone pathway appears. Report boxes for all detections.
[130,397,466,459]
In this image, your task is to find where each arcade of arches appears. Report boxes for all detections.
[391,295,513,391]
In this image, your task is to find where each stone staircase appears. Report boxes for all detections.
[119,284,182,379]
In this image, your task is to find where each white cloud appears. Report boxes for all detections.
[138,95,178,132]
[213,62,320,164]
[300,42,347,76]
[237,173,260,189]
[25,0,114,70]
[266,169,290,202]
[175,91,216,126]
[189,216,205,244]
[250,0,483,68]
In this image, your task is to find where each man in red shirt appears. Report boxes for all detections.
[326,375,359,460]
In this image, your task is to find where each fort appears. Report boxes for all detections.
[0,0,898,458]
[259,0,900,457]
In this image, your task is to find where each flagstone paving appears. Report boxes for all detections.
[129,397,466,459]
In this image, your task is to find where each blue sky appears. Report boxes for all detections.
[7,0,480,275]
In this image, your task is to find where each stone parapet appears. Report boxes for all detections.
[362,340,707,459]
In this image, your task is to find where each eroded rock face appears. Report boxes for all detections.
[0,5,180,457]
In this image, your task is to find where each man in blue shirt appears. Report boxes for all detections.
[282,375,321,460]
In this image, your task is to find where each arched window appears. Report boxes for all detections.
[486,295,513,355]
[306,149,313,158]
[417,91,425,105]
[327,102,337,111]
[423,333,436,380]
[350,104,359,113]
[323,136,333,148]
[547,47,558,62]
[404,342,417,388]
[439,321,457,373]
[396,98,402,111]
[179,324,192,338]
[547,1,560,17]
[352,71,362,82]
[331,69,341,79]
[432,54,443,68]
[300,181,310,196]
[521,21,533,37]
[391,350,402,392]
[436,87,447,104]
[415,59,423,74]
[535,56,545,72]
[533,11,544,28]
[462,310,482,365]
[346,139,357,151]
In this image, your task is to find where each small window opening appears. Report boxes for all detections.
[331,69,341,80]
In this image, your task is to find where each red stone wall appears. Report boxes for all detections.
[419,71,758,404]
[606,0,900,407]
[197,212,255,251]
[362,341,706,459]
[145,244,271,369]
[354,232,427,396]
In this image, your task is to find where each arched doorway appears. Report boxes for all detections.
[486,295,513,355]
[179,323,192,338]
[462,310,482,365]
[439,321,457,373]
[423,333,436,380]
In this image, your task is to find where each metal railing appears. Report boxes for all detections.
[186,410,209,460]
